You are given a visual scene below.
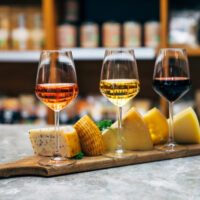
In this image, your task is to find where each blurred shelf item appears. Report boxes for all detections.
[0,5,44,51]
[56,21,159,49]
[144,21,160,48]
[0,94,152,124]
[0,94,47,124]
[0,48,155,62]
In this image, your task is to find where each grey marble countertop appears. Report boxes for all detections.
[0,125,200,200]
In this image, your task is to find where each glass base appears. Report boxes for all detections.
[38,156,76,167]
[104,149,137,159]
[155,143,186,152]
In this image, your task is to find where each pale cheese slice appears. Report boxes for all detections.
[102,107,153,151]
[29,126,81,158]
[173,107,200,144]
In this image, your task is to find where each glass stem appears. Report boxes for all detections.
[168,102,174,145]
[54,111,60,157]
[116,106,123,152]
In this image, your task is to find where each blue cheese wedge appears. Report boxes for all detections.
[29,126,81,158]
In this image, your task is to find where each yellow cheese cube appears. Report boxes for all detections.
[143,108,169,145]
[29,126,81,158]
[102,107,153,151]
[173,107,200,144]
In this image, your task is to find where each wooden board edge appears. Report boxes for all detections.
[46,145,200,176]
[0,156,49,178]
[0,144,200,178]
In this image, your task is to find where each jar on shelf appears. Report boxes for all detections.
[57,23,77,48]
[102,21,121,48]
[80,22,99,48]
[144,21,160,48]
[123,21,141,47]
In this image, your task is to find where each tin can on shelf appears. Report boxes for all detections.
[80,22,99,48]
[57,23,76,48]
[123,21,141,47]
[102,21,121,48]
[144,21,160,47]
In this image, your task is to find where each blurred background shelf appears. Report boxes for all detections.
[0,0,200,124]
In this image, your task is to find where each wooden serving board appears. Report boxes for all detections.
[1,144,200,178]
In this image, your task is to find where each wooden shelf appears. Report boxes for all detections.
[0,51,40,63]
[0,48,155,62]
[168,45,200,56]
[184,48,200,56]
[69,47,155,60]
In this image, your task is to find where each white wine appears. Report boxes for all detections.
[100,79,140,106]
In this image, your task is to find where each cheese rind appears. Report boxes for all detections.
[102,107,153,151]
[74,115,105,156]
[143,108,169,145]
[173,107,200,144]
[29,126,81,158]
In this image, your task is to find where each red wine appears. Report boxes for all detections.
[153,77,191,102]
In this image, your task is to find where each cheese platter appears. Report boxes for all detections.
[0,106,200,178]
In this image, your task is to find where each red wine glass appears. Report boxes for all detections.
[35,50,79,166]
[153,48,191,152]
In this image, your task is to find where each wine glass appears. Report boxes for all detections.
[35,50,79,166]
[100,49,140,158]
[153,48,191,152]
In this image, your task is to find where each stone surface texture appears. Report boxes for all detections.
[0,125,200,200]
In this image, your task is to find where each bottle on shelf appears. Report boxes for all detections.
[29,14,45,50]
[0,6,10,50]
[11,13,29,50]
[0,17,10,50]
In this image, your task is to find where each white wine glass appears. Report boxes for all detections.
[100,49,140,158]
[153,48,191,152]
[35,50,79,166]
